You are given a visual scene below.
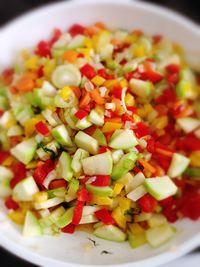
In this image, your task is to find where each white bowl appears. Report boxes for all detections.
[0,1,200,267]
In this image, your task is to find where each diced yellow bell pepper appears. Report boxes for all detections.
[125,93,135,106]
[113,183,124,197]
[36,78,44,88]
[133,45,145,57]
[111,206,127,229]
[119,79,128,88]
[84,37,93,48]
[2,156,14,167]
[190,151,200,167]
[59,86,73,100]
[102,122,122,133]
[90,195,113,206]
[24,116,43,137]
[19,202,32,213]
[6,118,16,129]
[20,49,30,60]
[25,55,39,71]
[103,79,117,89]
[124,34,138,44]
[78,48,91,60]
[117,196,132,213]
[91,75,106,87]
[117,172,133,186]
[128,223,144,235]
[8,211,25,225]
[152,116,168,130]
[33,192,48,202]
[43,60,56,79]
[26,161,38,169]
[133,114,141,123]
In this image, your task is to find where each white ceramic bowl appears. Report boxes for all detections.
[0,1,200,267]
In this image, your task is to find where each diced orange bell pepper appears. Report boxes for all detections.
[102,122,122,133]
[16,72,36,92]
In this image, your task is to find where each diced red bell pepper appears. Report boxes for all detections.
[135,145,144,153]
[98,146,110,154]
[152,34,163,44]
[163,206,178,223]
[33,159,55,186]
[146,138,155,153]
[5,196,19,210]
[133,122,150,138]
[133,166,143,173]
[0,110,4,117]
[155,87,177,104]
[140,70,164,84]
[84,125,96,135]
[72,200,84,225]
[35,121,50,136]
[79,177,90,185]
[92,175,110,187]
[49,28,62,46]
[74,109,88,120]
[176,136,200,151]
[36,41,51,57]
[2,68,14,85]
[127,106,138,114]
[49,179,68,190]
[95,208,115,225]
[68,24,85,36]
[10,162,26,189]
[167,73,179,85]
[0,150,10,164]
[137,194,158,213]
[83,102,95,112]
[77,189,90,202]
[61,224,75,234]
[122,113,134,123]
[80,64,95,79]
[97,68,114,80]
[112,85,123,99]
[159,196,174,208]
[166,64,180,74]
[37,66,44,78]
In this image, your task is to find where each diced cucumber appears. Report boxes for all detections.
[14,106,34,125]
[52,124,73,147]
[185,167,200,177]
[41,81,57,97]
[71,148,89,173]
[167,153,190,178]
[23,211,42,237]
[89,109,104,126]
[68,178,79,196]
[111,149,124,164]
[177,117,200,133]
[82,152,113,175]
[48,187,67,198]
[108,129,138,150]
[0,178,12,198]
[64,108,77,130]
[42,109,61,127]
[176,80,196,99]
[49,206,66,224]
[148,214,167,228]
[75,131,99,155]
[34,197,64,210]
[56,207,74,228]
[76,117,92,130]
[0,95,9,110]
[36,141,59,161]
[79,215,98,224]
[52,64,81,88]
[0,166,13,181]
[128,232,146,248]
[57,152,73,181]
[111,151,138,180]
[53,33,71,49]
[130,78,153,98]
[13,176,39,201]
[68,35,85,49]
[127,185,147,202]
[92,129,107,146]
[144,176,178,201]
[86,184,113,197]
[7,125,23,137]
[145,224,174,247]
[94,225,126,242]
[11,138,37,164]
[125,172,145,193]
[0,110,16,129]
[134,213,152,222]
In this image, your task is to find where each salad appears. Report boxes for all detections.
[0,22,200,249]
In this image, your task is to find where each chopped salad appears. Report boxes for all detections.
[0,22,200,249]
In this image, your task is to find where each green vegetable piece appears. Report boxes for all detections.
[56,207,74,228]
[185,167,200,178]
[89,109,104,126]
[68,178,79,196]
[71,148,89,173]
[167,153,190,178]
[128,232,146,248]
[108,129,138,150]
[57,152,73,181]
[75,131,99,155]
[52,124,73,147]
[94,225,126,242]
[92,129,107,146]
[86,184,113,197]
[130,78,153,98]
[23,211,42,237]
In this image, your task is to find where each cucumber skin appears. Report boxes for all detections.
[57,152,73,181]
[94,225,127,242]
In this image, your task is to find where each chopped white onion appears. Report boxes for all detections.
[43,170,57,189]
[85,81,94,92]
[121,87,132,115]
[85,176,97,185]
[105,102,116,111]
[124,121,133,129]
[99,86,107,97]
[138,138,147,148]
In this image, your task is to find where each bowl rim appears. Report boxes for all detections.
[0,0,200,267]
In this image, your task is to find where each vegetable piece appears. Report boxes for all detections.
[94,225,126,242]
[145,224,174,247]
[23,211,42,237]
[75,131,99,155]
[148,214,167,228]
[57,152,73,181]
[111,206,126,229]
[13,176,39,201]
[5,196,19,210]
[52,64,81,88]
[33,159,55,186]
[79,214,98,224]
[0,166,13,198]
[35,121,50,136]
[56,207,74,228]
[92,175,110,186]
[102,122,122,133]
[89,109,104,126]
[86,184,113,197]
[127,185,147,202]
[95,208,115,224]
[75,109,88,120]
[80,64,95,79]
[52,124,73,147]
[130,78,153,98]
[92,129,107,146]
[144,176,178,201]
[176,117,200,133]
[111,149,124,164]
[108,129,138,150]
[111,151,138,180]
[71,148,89,173]
[10,138,37,164]
[134,213,152,222]
[61,224,75,234]
[76,117,92,130]
[137,194,157,213]
[125,172,145,193]
[90,88,105,105]
[82,152,113,175]
[77,189,90,202]
[128,232,146,248]
[185,167,200,177]
[34,197,64,210]
[167,153,190,178]
[72,200,84,225]
[67,178,79,196]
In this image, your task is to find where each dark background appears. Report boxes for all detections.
[0,0,199,266]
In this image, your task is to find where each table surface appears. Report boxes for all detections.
[0,0,199,266]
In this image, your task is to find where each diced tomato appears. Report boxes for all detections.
[74,109,88,120]
[68,24,85,36]
[133,122,150,138]
[72,201,84,225]
[33,160,54,186]
[5,196,19,210]
[61,224,75,234]
[77,189,90,202]
[137,194,158,213]
[49,179,68,190]
[166,64,180,74]
[80,64,95,79]
[35,41,51,57]
[2,68,14,85]
[0,150,10,164]
[95,208,115,225]
[92,175,110,186]
[98,146,110,154]
[35,121,50,136]
[112,85,123,99]
[10,162,26,189]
